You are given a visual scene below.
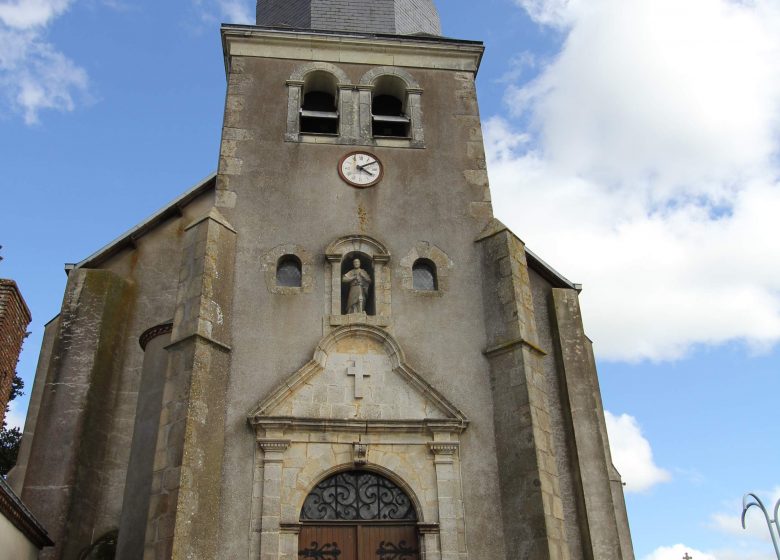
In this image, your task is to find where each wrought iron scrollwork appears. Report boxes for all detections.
[301,470,417,521]
[376,540,419,560]
[299,541,342,559]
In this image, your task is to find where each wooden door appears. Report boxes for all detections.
[299,524,419,560]
[299,525,356,560]
[360,525,419,560]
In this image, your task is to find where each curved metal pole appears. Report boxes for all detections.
[742,493,780,560]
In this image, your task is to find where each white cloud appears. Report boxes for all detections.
[192,0,253,25]
[0,0,88,124]
[0,0,70,29]
[642,544,716,560]
[514,0,579,28]
[604,411,670,493]
[642,543,775,560]
[488,0,780,361]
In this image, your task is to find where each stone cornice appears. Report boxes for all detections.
[252,417,468,435]
[222,26,484,76]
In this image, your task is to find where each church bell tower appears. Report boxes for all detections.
[11,1,635,559]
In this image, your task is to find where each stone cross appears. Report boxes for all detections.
[683,554,693,560]
[347,355,371,399]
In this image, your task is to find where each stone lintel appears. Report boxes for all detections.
[328,314,391,328]
[417,523,440,535]
[252,417,467,435]
[279,523,302,534]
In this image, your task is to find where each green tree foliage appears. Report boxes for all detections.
[0,374,24,476]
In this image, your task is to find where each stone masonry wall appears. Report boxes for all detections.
[0,280,31,424]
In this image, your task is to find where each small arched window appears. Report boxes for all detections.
[276,255,302,287]
[300,71,339,134]
[372,75,410,138]
[412,259,437,291]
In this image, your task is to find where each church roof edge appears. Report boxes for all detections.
[0,476,54,549]
[525,248,582,293]
[476,219,580,291]
[68,172,217,273]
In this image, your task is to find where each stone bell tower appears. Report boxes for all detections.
[12,1,634,559]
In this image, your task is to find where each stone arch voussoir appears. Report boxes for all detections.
[359,66,421,89]
[290,61,350,86]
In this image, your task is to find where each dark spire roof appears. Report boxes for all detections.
[256,0,442,36]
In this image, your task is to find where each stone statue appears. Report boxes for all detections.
[342,258,371,314]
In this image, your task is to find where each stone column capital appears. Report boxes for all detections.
[428,442,459,461]
[257,439,291,454]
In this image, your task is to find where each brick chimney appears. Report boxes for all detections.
[0,280,31,423]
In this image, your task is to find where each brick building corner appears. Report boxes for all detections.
[0,279,31,424]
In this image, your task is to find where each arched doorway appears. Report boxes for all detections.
[298,470,420,560]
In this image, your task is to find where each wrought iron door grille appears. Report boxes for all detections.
[301,471,417,521]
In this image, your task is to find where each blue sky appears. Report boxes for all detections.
[1,0,779,559]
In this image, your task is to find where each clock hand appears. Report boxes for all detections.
[357,162,377,170]
[358,167,376,177]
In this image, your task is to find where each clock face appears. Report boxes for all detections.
[338,151,383,188]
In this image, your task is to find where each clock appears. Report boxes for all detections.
[338,151,384,188]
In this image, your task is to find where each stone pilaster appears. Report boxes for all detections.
[358,86,372,142]
[285,80,303,142]
[257,439,291,560]
[419,524,441,560]
[428,442,461,560]
[551,289,631,560]
[338,85,358,142]
[478,228,569,560]
[143,207,236,560]
[407,89,425,147]
[21,268,133,560]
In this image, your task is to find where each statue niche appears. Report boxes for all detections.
[341,253,374,315]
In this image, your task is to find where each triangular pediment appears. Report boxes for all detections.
[250,325,468,433]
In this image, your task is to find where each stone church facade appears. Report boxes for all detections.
[9,2,634,559]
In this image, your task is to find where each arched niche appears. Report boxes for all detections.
[286,62,357,142]
[326,235,391,323]
[358,66,424,147]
